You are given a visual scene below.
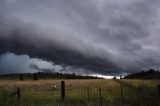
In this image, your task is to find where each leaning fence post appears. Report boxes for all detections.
[11,87,21,99]
[99,86,102,106]
[61,81,65,100]
[17,87,21,99]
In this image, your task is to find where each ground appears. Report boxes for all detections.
[0,79,159,106]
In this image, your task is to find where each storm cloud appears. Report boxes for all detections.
[0,52,63,74]
[0,0,160,75]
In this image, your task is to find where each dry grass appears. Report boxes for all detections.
[0,79,119,90]
[0,79,159,106]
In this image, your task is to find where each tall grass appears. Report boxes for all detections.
[0,79,159,106]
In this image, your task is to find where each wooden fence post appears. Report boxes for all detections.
[138,83,141,93]
[99,86,102,106]
[157,84,160,98]
[61,81,65,99]
[17,87,21,99]
[11,87,21,99]
[120,75,124,103]
[87,86,90,105]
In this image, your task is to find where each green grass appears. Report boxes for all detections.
[0,79,159,106]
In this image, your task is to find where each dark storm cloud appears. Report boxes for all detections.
[0,0,160,75]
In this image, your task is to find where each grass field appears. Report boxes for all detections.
[0,79,159,106]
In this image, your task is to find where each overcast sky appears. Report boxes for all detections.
[0,0,160,75]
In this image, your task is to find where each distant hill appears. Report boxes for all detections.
[124,69,160,79]
[0,72,102,80]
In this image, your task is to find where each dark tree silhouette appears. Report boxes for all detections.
[19,74,24,81]
[124,69,160,79]
[33,73,38,80]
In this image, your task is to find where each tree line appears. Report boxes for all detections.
[0,72,103,80]
[124,69,160,79]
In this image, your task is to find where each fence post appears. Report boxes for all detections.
[17,87,21,99]
[138,83,141,93]
[61,81,65,100]
[11,87,21,99]
[120,75,124,103]
[87,86,90,105]
[99,86,102,106]
[157,84,160,98]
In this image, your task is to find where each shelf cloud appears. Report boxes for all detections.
[1,0,160,75]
